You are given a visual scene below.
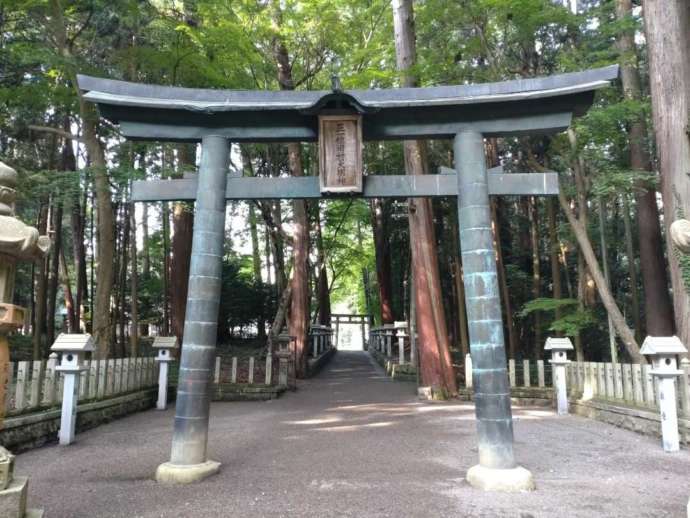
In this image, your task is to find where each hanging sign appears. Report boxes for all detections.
[318,114,363,194]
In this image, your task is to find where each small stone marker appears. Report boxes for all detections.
[640,335,688,452]
[51,333,94,445]
[545,337,574,415]
[153,336,178,410]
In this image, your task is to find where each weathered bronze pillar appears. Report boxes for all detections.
[454,132,534,491]
[156,135,229,484]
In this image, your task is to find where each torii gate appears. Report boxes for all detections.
[78,65,617,491]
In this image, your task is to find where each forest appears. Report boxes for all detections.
[2,0,689,397]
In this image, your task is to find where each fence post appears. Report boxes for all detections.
[4,361,14,414]
[643,364,655,407]
[29,360,44,409]
[115,358,124,395]
[537,360,545,388]
[248,357,255,384]
[632,363,644,406]
[88,360,97,400]
[613,363,623,400]
[622,364,633,402]
[231,357,238,383]
[265,354,273,385]
[680,358,690,418]
[43,354,58,406]
[523,359,531,388]
[79,363,88,401]
[465,354,473,389]
[605,363,614,399]
[214,357,221,384]
[15,361,27,412]
[508,359,516,388]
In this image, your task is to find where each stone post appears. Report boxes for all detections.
[156,135,229,484]
[153,336,178,410]
[51,334,95,445]
[454,132,534,492]
[640,336,688,452]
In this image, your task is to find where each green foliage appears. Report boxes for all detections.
[520,297,595,337]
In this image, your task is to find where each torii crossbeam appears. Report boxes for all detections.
[78,64,617,491]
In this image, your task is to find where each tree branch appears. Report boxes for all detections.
[28,125,83,143]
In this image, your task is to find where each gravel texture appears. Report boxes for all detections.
[14,351,690,517]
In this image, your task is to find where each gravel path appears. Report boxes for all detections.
[15,351,690,517]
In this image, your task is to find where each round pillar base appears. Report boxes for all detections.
[155,460,220,484]
[466,464,535,492]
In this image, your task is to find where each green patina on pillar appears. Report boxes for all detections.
[455,131,515,469]
[156,135,229,484]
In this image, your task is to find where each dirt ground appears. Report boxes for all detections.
[15,351,690,517]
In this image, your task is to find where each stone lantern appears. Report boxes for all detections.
[641,335,688,452]
[275,334,295,388]
[545,337,574,415]
[0,161,47,516]
[51,333,95,445]
[153,336,178,410]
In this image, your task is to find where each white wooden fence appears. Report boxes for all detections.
[3,357,158,416]
[462,355,690,418]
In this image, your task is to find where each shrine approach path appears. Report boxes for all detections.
[15,350,690,517]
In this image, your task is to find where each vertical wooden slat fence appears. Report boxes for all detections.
[4,355,162,416]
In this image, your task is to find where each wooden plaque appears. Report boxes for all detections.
[318,114,363,194]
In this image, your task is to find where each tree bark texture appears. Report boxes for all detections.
[393,0,456,395]
[643,0,690,343]
[171,144,195,341]
[559,189,644,363]
[616,0,675,336]
[371,199,394,323]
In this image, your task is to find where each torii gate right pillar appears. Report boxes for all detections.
[454,131,535,491]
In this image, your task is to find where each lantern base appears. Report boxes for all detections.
[466,464,535,492]
[155,460,220,484]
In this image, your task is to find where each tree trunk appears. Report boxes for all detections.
[529,197,541,358]
[392,0,456,396]
[118,201,130,357]
[129,206,139,356]
[137,201,149,337]
[46,201,62,347]
[370,198,394,323]
[32,204,49,359]
[270,4,310,376]
[50,0,116,357]
[449,211,469,357]
[621,195,642,342]
[642,0,689,343]
[315,208,331,326]
[559,189,644,362]
[491,199,519,359]
[547,198,563,323]
[59,248,76,332]
[170,144,195,341]
[616,0,675,337]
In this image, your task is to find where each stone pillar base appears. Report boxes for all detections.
[466,464,535,492]
[0,475,44,518]
[155,460,220,484]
